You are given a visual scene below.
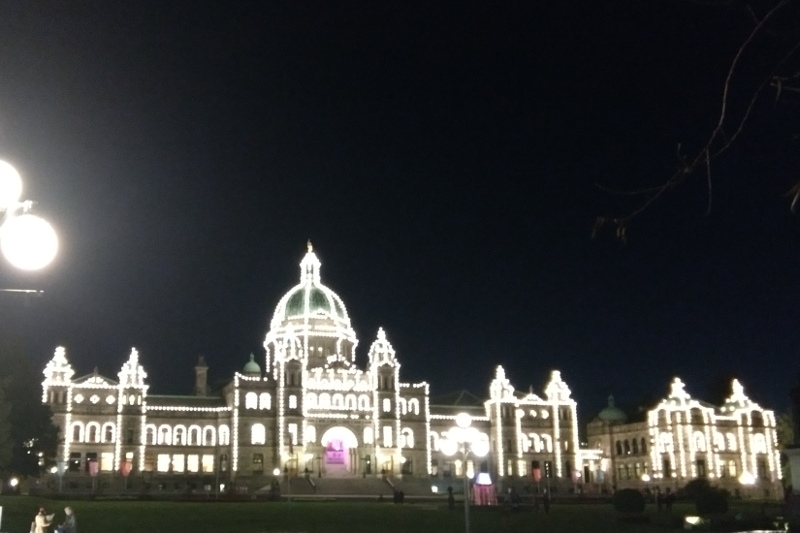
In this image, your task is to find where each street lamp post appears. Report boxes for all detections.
[0,160,58,271]
[440,413,490,533]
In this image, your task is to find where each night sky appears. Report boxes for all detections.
[1,1,799,422]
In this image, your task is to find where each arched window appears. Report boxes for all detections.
[305,425,316,444]
[398,398,408,415]
[319,393,331,408]
[158,425,172,445]
[259,393,271,410]
[219,425,230,446]
[615,441,622,456]
[358,394,370,411]
[363,427,374,445]
[245,392,258,409]
[694,431,707,452]
[251,423,266,445]
[640,437,647,454]
[71,422,84,443]
[752,433,767,454]
[631,438,639,454]
[408,399,420,415]
[102,423,115,443]
[624,440,630,455]
[174,425,187,446]
[145,425,156,445]
[188,425,201,446]
[306,393,317,408]
[345,394,357,411]
[400,428,414,448]
[87,423,100,443]
[333,394,344,409]
[203,426,216,446]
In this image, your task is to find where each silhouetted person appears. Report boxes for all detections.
[665,488,675,512]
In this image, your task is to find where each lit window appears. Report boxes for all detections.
[157,454,170,472]
[100,452,114,471]
[106,395,115,404]
[383,399,391,413]
[219,426,230,445]
[289,395,298,409]
[74,394,84,403]
[187,455,199,473]
[305,425,316,444]
[288,423,298,445]
[364,427,374,444]
[245,392,257,409]
[201,455,214,473]
[259,393,271,410]
[172,454,185,473]
[251,423,266,445]
[383,426,393,447]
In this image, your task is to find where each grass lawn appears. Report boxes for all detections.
[0,496,781,533]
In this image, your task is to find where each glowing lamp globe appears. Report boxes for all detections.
[455,412,472,429]
[1,213,58,270]
[470,439,490,458]
[439,437,458,457]
[0,160,22,209]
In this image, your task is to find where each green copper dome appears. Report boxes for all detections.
[243,353,261,374]
[597,395,627,423]
[272,243,350,326]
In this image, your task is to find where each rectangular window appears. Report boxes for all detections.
[727,460,737,477]
[663,458,672,478]
[431,459,439,476]
[757,458,768,480]
[202,455,214,473]
[100,452,114,471]
[289,395,297,409]
[172,454,185,473]
[187,454,199,473]
[157,454,171,473]
[288,423,298,445]
[85,452,98,473]
[383,398,391,413]
[253,453,264,473]
[383,426,393,447]
[69,452,81,472]
[696,459,707,478]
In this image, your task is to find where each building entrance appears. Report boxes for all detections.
[320,426,358,476]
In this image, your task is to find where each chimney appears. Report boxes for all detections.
[194,356,209,396]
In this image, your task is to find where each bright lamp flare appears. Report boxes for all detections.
[0,160,22,209]
[1,213,58,270]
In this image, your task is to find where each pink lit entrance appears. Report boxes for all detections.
[320,426,358,476]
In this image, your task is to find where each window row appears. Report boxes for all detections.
[153,453,218,473]
[143,424,230,446]
[615,437,648,456]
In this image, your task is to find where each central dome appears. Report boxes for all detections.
[266,242,358,369]
[270,242,351,329]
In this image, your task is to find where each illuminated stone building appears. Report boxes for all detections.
[40,245,580,491]
[586,377,783,497]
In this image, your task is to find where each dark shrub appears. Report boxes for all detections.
[682,478,712,500]
[695,488,728,515]
[613,488,646,513]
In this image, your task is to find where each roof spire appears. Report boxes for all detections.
[307,239,313,252]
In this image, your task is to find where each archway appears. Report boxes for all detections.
[320,426,359,476]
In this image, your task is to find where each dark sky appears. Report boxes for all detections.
[0,1,799,421]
